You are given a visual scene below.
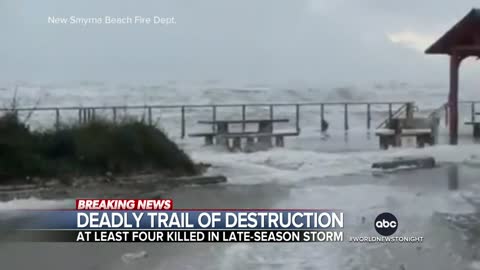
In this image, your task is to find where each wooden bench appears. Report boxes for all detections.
[188,132,216,145]
[375,128,434,149]
[218,131,299,151]
[464,121,480,139]
[375,117,438,149]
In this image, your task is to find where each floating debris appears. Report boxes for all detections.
[121,250,148,264]
[372,156,435,170]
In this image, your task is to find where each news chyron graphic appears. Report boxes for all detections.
[349,212,424,244]
[7,199,345,243]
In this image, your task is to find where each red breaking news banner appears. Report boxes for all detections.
[76,199,173,210]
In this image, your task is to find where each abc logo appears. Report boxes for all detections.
[374,212,398,236]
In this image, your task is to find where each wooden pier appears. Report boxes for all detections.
[3,100,480,149]
[0,101,412,139]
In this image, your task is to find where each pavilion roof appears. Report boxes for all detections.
[425,8,480,55]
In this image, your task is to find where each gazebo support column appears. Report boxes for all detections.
[425,9,480,144]
[449,54,462,145]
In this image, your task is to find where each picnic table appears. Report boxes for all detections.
[189,118,298,151]
[198,118,289,133]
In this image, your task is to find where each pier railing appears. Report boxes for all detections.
[0,101,413,138]
[375,103,413,129]
[428,101,480,127]
[462,101,480,123]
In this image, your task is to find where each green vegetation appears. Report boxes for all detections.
[0,113,197,183]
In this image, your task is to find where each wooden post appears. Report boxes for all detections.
[275,136,284,147]
[344,104,349,130]
[388,103,393,122]
[212,105,217,132]
[233,137,241,149]
[473,124,480,139]
[320,104,325,124]
[55,109,60,130]
[205,135,213,145]
[87,108,91,122]
[181,106,186,139]
[320,104,326,132]
[295,104,300,132]
[113,107,117,123]
[216,123,228,146]
[405,102,414,120]
[258,120,273,147]
[445,103,449,127]
[241,105,246,131]
[246,137,255,149]
[472,102,475,122]
[269,105,274,120]
[147,106,152,126]
[78,109,82,124]
[366,104,371,130]
[449,54,461,145]
[379,136,388,150]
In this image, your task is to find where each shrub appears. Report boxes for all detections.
[0,113,197,182]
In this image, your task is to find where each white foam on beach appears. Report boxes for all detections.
[212,173,477,270]
[215,241,340,270]
[193,143,480,269]
[193,144,480,185]
[0,198,72,210]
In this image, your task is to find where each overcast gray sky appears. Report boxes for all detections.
[1,0,479,85]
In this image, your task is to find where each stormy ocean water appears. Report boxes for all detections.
[1,81,480,270]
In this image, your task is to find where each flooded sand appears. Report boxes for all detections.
[1,164,480,270]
